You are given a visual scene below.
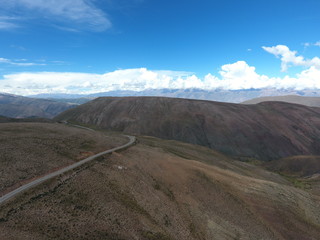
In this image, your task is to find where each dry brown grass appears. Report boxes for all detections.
[1,135,320,239]
[0,122,127,194]
[264,155,320,196]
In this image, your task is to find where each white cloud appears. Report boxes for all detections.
[0,0,111,31]
[0,21,18,29]
[263,45,320,71]
[0,57,46,66]
[2,44,320,95]
[203,61,271,90]
[2,61,320,96]
[0,16,19,29]
[303,41,320,47]
[0,69,207,95]
[304,42,311,47]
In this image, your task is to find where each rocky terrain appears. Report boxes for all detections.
[1,135,320,239]
[56,97,320,161]
[0,93,76,119]
[242,95,320,107]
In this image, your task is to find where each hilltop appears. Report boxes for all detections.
[242,95,320,107]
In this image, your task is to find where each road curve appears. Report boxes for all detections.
[0,134,136,205]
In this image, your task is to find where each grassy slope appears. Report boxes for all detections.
[1,136,320,240]
[0,115,53,123]
[264,155,320,196]
[265,155,320,177]
[0,122,126,194]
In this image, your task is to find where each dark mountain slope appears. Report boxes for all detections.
[56,97,320,161]
[265,155,320,177]
[0,93,75,119]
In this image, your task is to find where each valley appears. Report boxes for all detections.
[2,1,320,239]
[1,97,320,240]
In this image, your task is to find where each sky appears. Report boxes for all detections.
[1,0,320,95]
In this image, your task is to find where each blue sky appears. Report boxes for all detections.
[1,0,320,95]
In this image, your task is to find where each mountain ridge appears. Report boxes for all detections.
[242,95,320,107]
[29,88,320,103]
[0,93,76,119]
[55,96,320,161]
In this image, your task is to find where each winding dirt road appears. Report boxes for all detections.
[0,133,136,205]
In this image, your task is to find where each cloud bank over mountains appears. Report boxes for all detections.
[1,44,320,95]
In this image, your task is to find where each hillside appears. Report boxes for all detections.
[1,134,320,239]
[242,95,320,107]
[0,115,52,123]
[0,122,126,194]
[0,93,76,119]
[56,97,320,161]
[265,155,320,177]
[0,115,18,123]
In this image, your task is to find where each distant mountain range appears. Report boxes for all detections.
[0,93,76,119]
[55,96,320,161]
[30,88,320,103]
[4,88,320,119]
[242,95,320,107]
